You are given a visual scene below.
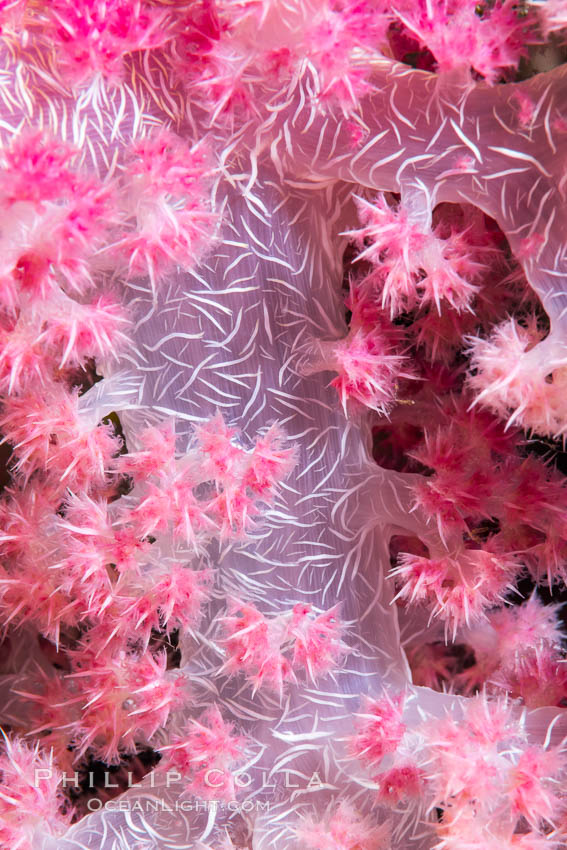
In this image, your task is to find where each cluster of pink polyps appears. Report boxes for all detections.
[219,600,345,694]
[2,2,567,850]
[0,49,298,844]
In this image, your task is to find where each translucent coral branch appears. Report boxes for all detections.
[276,60,567,330]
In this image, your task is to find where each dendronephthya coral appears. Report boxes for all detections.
[2,2,567,850]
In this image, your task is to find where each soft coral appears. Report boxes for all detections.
[345,194,483,318]
[42,0,172,85]
[392,0,532,83]
[117,129,219,292]
[0,735,71,850]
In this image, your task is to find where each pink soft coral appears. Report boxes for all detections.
[297,0,391,111]
[349,692,406,768]
[329,326,409,416]
[64,645,185,763]
[41,0,172,85]
[393,0,532,83]
[345,194,483,318]
[415,596,567,707]
[0,131,116,299]
[219,599,294,694]
[467,317,567,438]
[219,600,346,693]
[424,696,567,848]
[0,384,123,488]
[0,734,71,850]
[118,129,219,292]
[171,0,392,119]
[303,283,411,417]
[392,548,517,632]
[295,800,390,850]
[159,705,247,801]
[289,603,346,681]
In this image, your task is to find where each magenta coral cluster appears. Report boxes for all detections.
[1,2,567,850]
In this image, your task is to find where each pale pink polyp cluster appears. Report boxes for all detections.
[0,294,129,395]
[295,800,390,850]
[0,386,124,489]
[312,195,517,418]
[349,693,567,848]
[193,415,297,503]
[348,693,423,806]
[345,194,484,318]
[219,600,346,694]
[178,0,393,116]
[392,0,530,83]
[0,736,71,850]
[56,647,185,764]
[349,693,406,767]
[384,397,567,629]
[404,205,530,367]
[53,492,214,646]
[392,548,517,634]
[2,0,539,121]
[326,327,409,417]
[0,127,218,311]
[159,705,247,801]
[0,122,231,778]
[171,0,392,119]
[0,132,118,301]
[468,317,567,438]
[37,0,172,86]
[304,274,415,417]
[118,130,219,292]
[0,125,219,432]
[453,596,567,706]
[294,0,391,109]
[425,698,567,849]
[0,409,295,772]
[119,565,213,641]
[170,0,544,122]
